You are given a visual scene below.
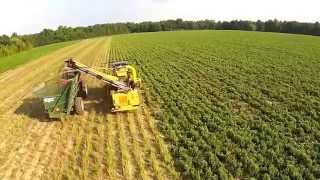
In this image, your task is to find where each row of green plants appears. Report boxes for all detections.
[110,31,320,179]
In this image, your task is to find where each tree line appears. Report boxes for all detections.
[1,19,320,57]
[126,19,320,36]
[0,33,33,57]
[0,23,129,57]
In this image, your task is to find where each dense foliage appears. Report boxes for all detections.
[0,34,32,57]
[0,23,128,57]
[127,19,320,37]
[109,31,320,179]
[24,24,129,46]
[1,19,320,58]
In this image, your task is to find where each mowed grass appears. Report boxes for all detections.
[110,30,320,179]
[0,41,77,73]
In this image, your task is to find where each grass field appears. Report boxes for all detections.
[0,30,319,179]
[0,41,77,73]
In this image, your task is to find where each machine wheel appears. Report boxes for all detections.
[79,81,88,99]
[75,97,84,115]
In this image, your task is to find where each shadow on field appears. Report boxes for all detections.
[14,86,111,121]
[85,86,112,114]
[14,98,53,122]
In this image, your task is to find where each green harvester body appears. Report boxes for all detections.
[42,72,81,119]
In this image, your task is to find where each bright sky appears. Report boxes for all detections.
[0,0,319,35]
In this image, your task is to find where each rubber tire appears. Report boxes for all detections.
[79,81,88,99]
[82,84,88,99]
[75,97,84,115]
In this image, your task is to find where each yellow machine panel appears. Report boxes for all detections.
[111,89,140,112]
[115,68,128,77]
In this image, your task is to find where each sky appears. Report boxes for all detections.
[0,0,319,35]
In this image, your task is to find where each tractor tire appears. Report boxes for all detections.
[79,81,88,99]
[75,97,84,115]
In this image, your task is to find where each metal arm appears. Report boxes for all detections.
[65,58,130,91]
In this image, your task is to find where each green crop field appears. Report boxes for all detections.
[109,30,320,179]
[0,41,77,73]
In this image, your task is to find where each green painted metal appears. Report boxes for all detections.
[42,72,81,119]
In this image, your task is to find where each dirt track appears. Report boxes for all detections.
[0,37,177,180]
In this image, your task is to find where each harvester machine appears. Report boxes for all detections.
[42,66,87,118]
[42,58,141,118]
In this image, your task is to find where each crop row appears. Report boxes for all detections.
[110,31,320,179]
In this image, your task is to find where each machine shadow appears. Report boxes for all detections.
[14,98,55,122]
[83,86,112,114]
[14,86,112,121]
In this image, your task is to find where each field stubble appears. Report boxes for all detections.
[0,37,177,180]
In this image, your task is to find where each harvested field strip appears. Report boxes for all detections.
[105,114,117,179]
[0,40,105,166]
[0,36,178,180]
[126,112,148,180]
[0,38,107,179]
